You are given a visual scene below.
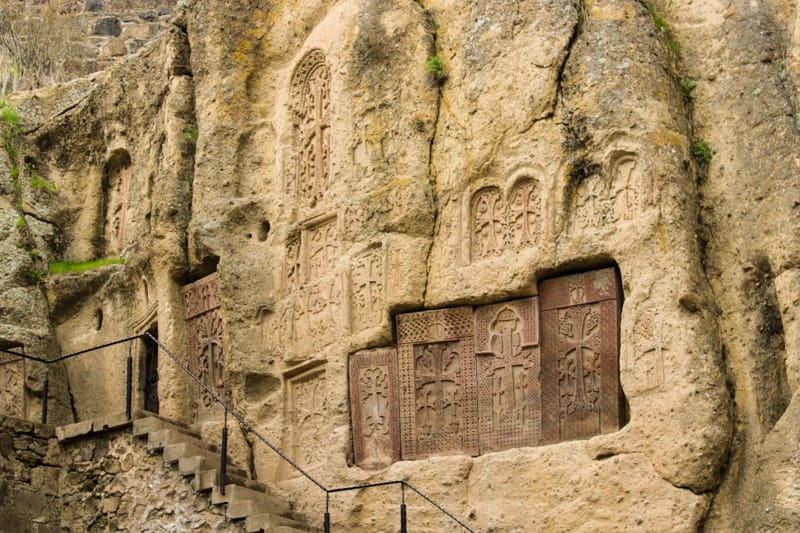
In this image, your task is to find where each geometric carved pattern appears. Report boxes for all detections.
[540,268,621,443]
[474,298,541,453]
[350,245,385,332]
[293,275,343,355]
[183,273,229,420]
[287,365,328,473]
[471,178,542,261]
[304,214,338,282]
[349,348,400,468]
[397,307,478,459]
[0,354,24,419]
[290,49,331,210]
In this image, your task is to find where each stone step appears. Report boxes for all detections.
[245,513,315,532]
[211,483,272,505]
[147,428,213,453]
[163,441,222,465]
[132,415,197,439]
[227,498,291,520]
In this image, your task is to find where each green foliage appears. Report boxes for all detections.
[15,216,25,229]
[665,39,680,57]
[680,78,697,99]
[425,55,446,83]
[0,102,19,128]
[30,175,57,192]
[182,123,198,143]
[647,4,668,32]
[25,269,46,284]
[48,257,126,275]
[692,140,713,163]
[28,249,40,260]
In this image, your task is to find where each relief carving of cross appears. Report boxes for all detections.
[415,342,461,436]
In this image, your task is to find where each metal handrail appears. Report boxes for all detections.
[1,333,476,532]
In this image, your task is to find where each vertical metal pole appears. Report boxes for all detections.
[220,409,228,495]
[41,366,49,425]
[125,342,133,420]
[324,492,331,533]
[400,482,407,533]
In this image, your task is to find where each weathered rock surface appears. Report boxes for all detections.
[0,0,798,531]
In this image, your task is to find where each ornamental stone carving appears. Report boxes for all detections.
[540,268,621,443]
[397,307,478,459]
[470,178,543,262]
[183,273,229,420]
[0,354,24,419]
[286,364,328,473]
[349,348,400,468]
[289,49,331,210]
[474,298,541,453]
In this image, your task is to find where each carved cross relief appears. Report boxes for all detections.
[541,268,621,443]
[104,150,132,254]
[285,365,328,475]
[183,273,229,421]
[352,268,623,464]
[470,179,543,262]
[574,154,642,230]
[290,49,331,211]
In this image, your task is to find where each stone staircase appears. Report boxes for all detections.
[58,413,318,532]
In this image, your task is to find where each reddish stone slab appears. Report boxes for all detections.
[183,273,229,420]
[474,298,541,453]
[349,348,400,468]
[540,268,621,443]
[396,307,478,459]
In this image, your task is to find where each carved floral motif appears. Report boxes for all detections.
[287,366,328,470]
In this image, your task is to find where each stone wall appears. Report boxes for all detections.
[0,0,799,531]
[0,416,60,533]
[56,427,239,532]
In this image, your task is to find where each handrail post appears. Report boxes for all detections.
[125,341,133,420]
[324,492,331,533]
[400,482,407,533]
[220,409,228,495]
[41,366,49,425]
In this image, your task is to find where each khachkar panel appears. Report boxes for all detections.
[540,268,621,443]
[624,312,667,393]
[396,307,478,459]
[282,215,339,295]
[470,178,543,262]
[287,365,328,472]
[0,354,24,419]
[349,348,400,468]
[474,298,541,453]
[293,275,343,354]
[574,154,641,229]
[104,150,132,253]
[350,246,385,332]
[289,49,331,210]
[183,273,230,418]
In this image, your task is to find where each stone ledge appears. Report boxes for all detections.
[55,412,134,442]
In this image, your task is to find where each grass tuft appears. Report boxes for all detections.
[49,257,125,275]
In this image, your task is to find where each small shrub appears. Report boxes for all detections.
[25,269,46,284]
[425,55,447,85]
[30,175,57,192]
[29,249,40,260]
[692,141,713,163]
[680,78,697,99]
[182,123,198,143]
[15,216,25,229]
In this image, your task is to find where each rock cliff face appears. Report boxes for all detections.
[0,0,798,531]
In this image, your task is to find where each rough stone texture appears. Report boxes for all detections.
[55,427,240,532]
[0,416,60,533]
[0,0,798,531]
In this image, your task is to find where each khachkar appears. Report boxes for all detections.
[396,307,479,459]
[349,348,400,468]
[183,273,229,419]
[474,298,541,453]
[540,268,622,442]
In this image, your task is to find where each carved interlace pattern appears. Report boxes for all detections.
[556,305,602,417]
